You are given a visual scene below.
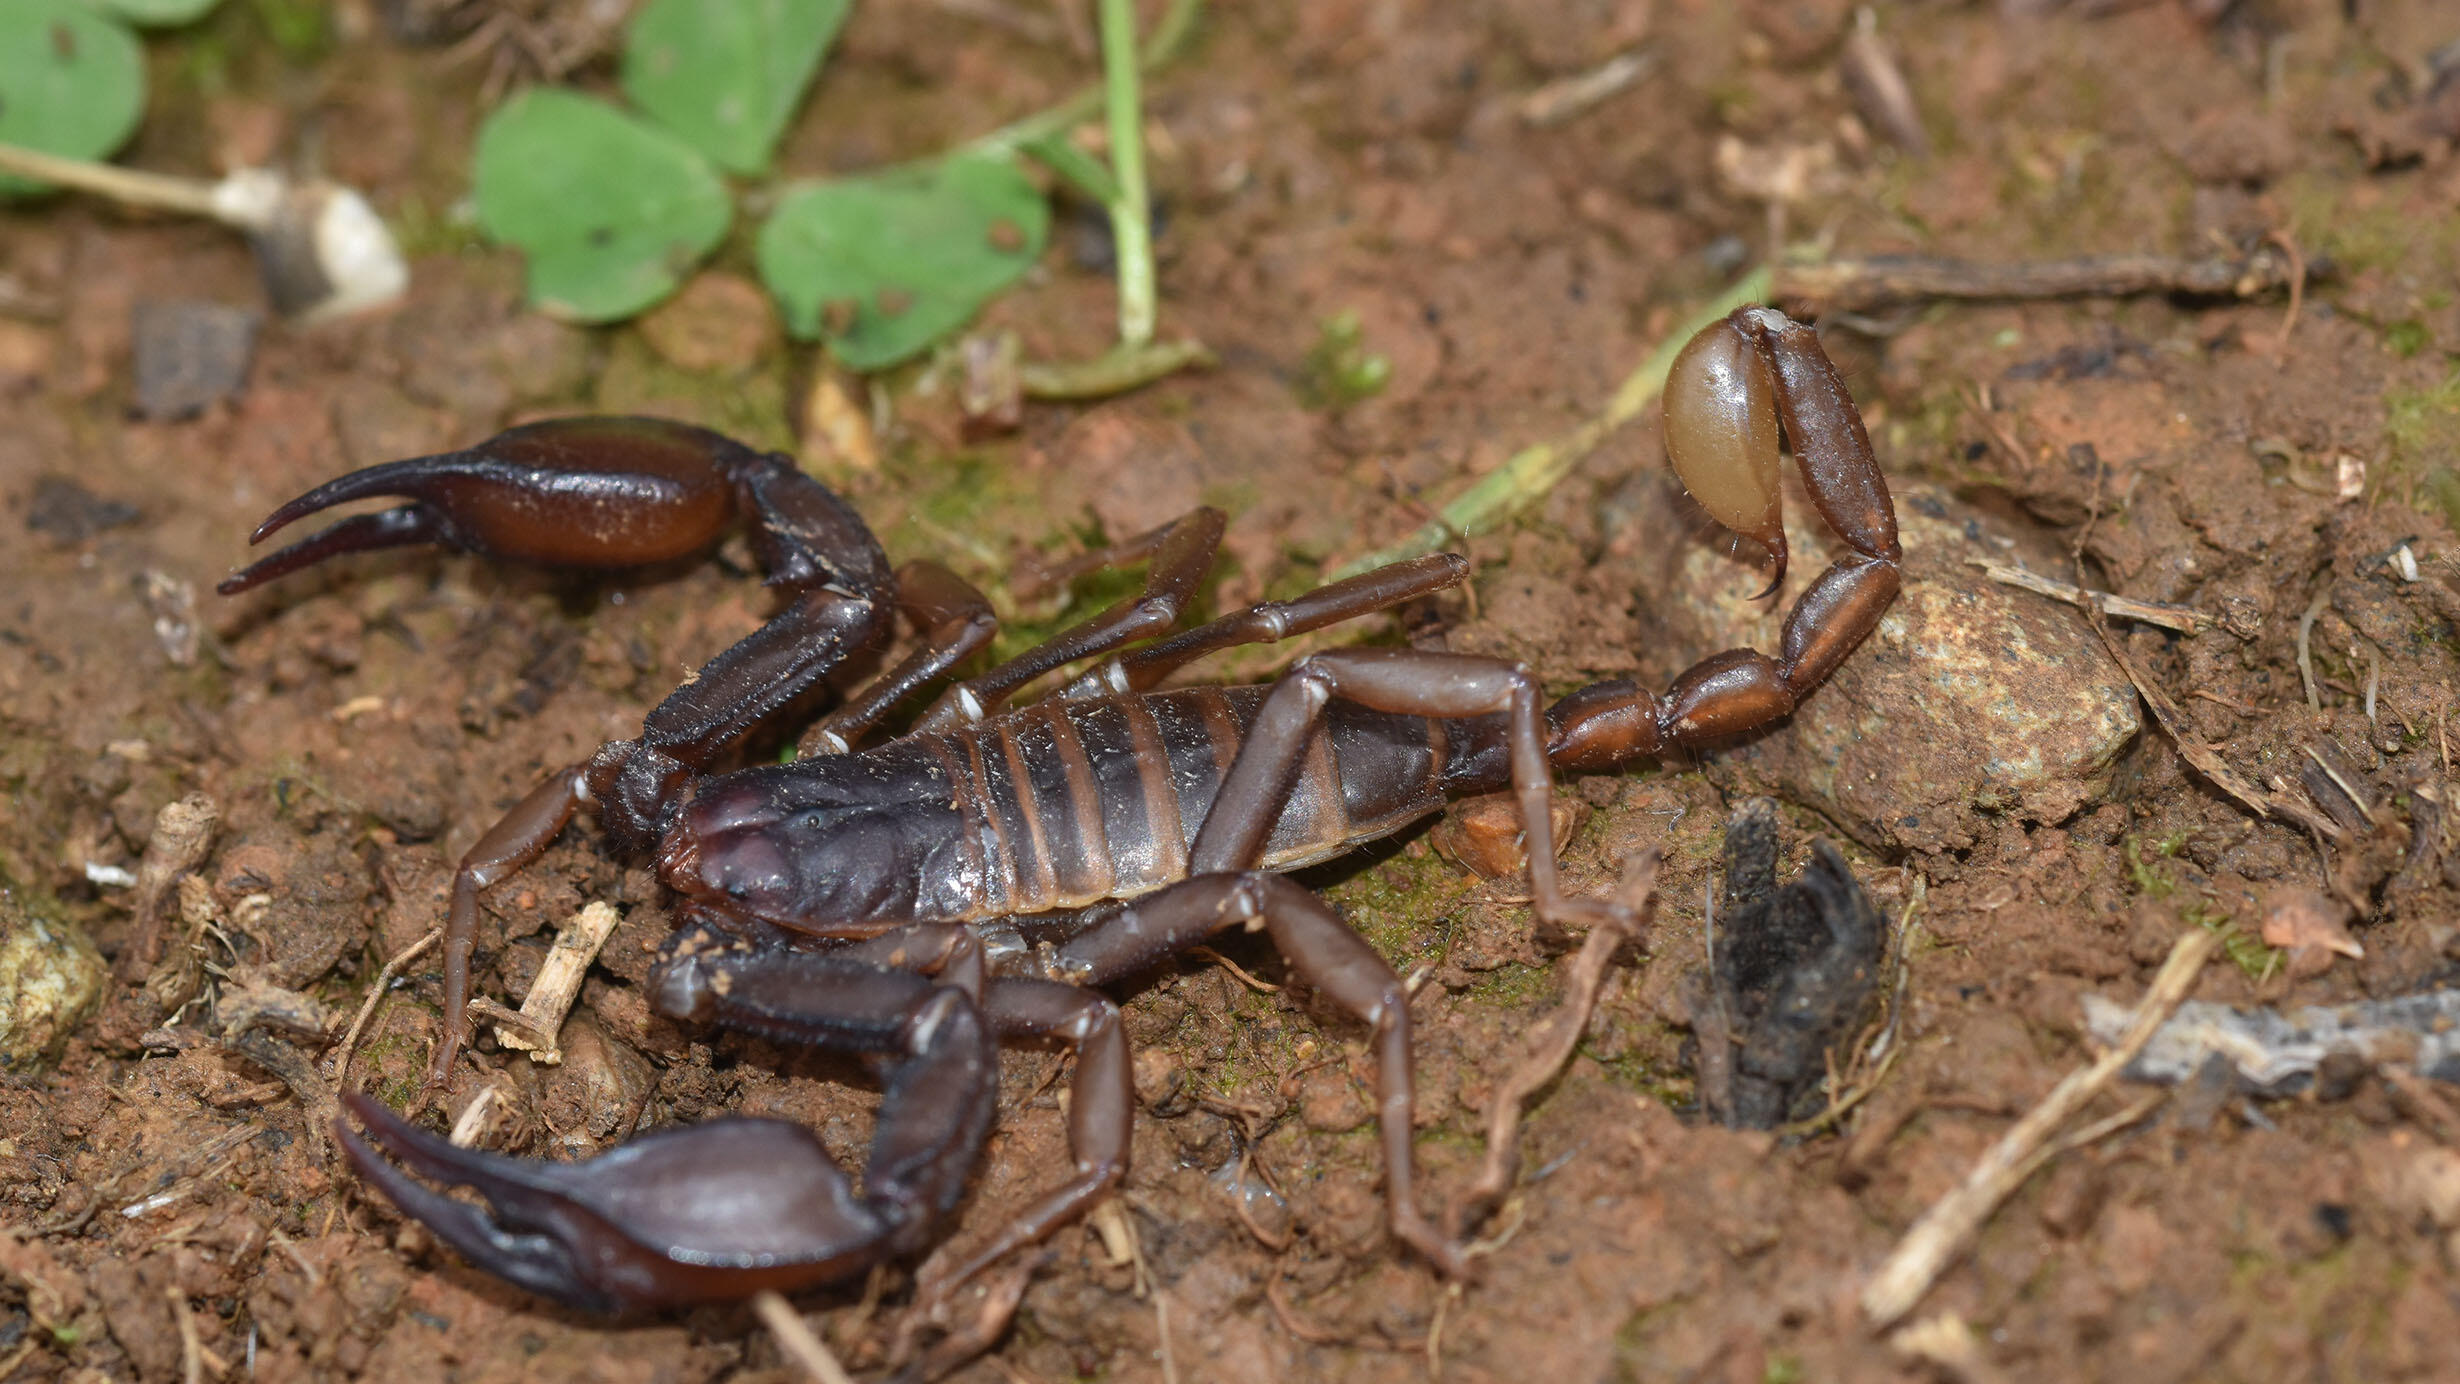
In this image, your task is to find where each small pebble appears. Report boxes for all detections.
[25,476,139,544]
[0,891,106,1071]
[636,272,777,375]
[131,300,260,421]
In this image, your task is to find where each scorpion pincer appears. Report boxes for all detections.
[218,307,1898,1325]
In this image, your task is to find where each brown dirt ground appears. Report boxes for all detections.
[6,0,2460,1381]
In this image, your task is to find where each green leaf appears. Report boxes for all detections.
[0,1,144,199]
[85,0,222,27]
[758,152,1049,371]
[471,89,732,324]
[622,0,847,176]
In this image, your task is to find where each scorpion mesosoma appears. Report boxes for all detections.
[218,306,1898,1325]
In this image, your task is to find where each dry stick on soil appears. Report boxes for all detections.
[166,1286,206,1384]
[482,899,615,1061]
[1769,245,2314,316]
[332,927,439,1093]
[2297,585,2332,713]
[2265,229,2309,355]
[1451,851,1659,1240]
[1188,944,1280,992]
[1860,928,2219,1330]
[2381,1066,2460,1145]
[473,899,624,1062]
[267,1227,322,1287]
[2092,617,2348,844]
[1518,48,1655,127]
[1088,1199,1150,1298]
[753,1290,858,1384]
[1890,1312,2017,1384]
[1970,559,2216,635]
[1429,1281,1461,1381]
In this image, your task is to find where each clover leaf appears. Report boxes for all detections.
[622,0,848,176]
[0,1,145,199]
[471,88,732,324]
[757,151,1048,370]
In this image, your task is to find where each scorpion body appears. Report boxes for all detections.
[672,684,1508,936]
[219,307,1900,1343]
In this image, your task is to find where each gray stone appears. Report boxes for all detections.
[131,299,260,420]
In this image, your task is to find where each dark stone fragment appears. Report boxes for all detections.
[131,299,260,421]
[24,475,139,542]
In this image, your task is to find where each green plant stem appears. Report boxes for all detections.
[1331,267,1773,580]
[1098,0,1156,346]
[1020,338,1216,398]
[0,140,224,217]
[965,0,1202,159]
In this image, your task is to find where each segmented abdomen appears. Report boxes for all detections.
[930,686,1484,917]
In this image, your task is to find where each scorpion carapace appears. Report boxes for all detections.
[219,306,1898,1332]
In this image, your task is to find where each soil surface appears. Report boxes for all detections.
[5,1,2460,1381]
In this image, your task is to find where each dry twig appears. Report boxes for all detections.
[1188,944,1280,993]
[1860,929,2218,1329]
[2093,618,2347,843]
[2265,229,2308,355]
[1519,49,1655,127]
[2382,1066,2460,1145]
[487,900,623,1063]
[1890,1312,2016,1384]
[168,1286,207,1384]
[1088,1200,1150,1299]
[2297,585,2331,713]
[753,1290,858,1384]
[333,927,439,1093]
[1771,246,2316,316]
[1970,559,2215,634]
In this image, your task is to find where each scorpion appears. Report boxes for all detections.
[217,306,1898,1335]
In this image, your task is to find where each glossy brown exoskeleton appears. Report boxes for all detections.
[220,307,1899,1336]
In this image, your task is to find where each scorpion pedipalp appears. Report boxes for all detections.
[338,958,1003,1315]
[218,416,762,595]
[336,1091,896,1315]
